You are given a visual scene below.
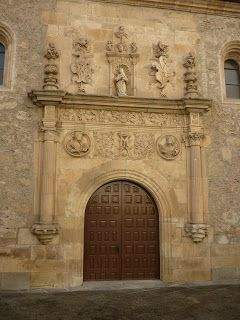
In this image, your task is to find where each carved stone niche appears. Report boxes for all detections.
[106,26,139,96]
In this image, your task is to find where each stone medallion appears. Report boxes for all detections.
[156,135,180,160]
[64,131,91,157]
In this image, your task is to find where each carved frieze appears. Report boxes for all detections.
[156,135,181,160]
[64,131,91,157]
[93,131,154,160]
[59,108,186,128]
[71,38,94,93]
[43,43,59,90]
[151,41,175,97]
[183,53,199,99]
[106,26,139,96]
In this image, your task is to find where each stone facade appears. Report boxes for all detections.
[0,0,240,290]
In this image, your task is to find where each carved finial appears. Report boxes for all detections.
[183,52,199,99]
[43,43,59,90]
[70,38,94,93]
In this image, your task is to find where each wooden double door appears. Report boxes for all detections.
[84,180,160,281]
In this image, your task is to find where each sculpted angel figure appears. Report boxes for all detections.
[115,67,128,96]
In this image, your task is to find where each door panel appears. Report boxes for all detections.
[84,180,159,281]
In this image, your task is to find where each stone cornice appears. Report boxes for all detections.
[90,0,240,17]
[29,90,212,114]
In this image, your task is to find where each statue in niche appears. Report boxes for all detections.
[114,67,128,96]
[157,135,180,160]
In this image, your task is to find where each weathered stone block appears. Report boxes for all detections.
[1,272,30,290]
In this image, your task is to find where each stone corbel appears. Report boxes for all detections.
[184,104,210,243]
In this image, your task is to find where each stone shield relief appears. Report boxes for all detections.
[64,131,91,157]
[156,135,180,160]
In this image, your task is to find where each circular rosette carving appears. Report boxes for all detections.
[64,131,91,157]
[156,135,180,160]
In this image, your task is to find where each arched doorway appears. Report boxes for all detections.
[84,180,160,281]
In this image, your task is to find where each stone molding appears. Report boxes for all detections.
[29,90,212,113]
[91,0,240,17]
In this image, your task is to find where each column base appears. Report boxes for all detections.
[31,223,59,245]
[185,223,208,243]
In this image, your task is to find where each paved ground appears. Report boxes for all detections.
[0,285,239,320]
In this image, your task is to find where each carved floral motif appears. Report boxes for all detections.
[156,135,181,160]
[151,41,174,97]
[59,108,186,128]
[183,53,199,98]
[64,131,91,157]
[71,38,94,93]
[43,43,59,90]
[106,26,139,96]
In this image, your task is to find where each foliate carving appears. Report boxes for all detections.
[31,223,59,245]
[151,41,174,97]
[106,26,139,96]
[64,131,91,157]
[185,223,208,243]
[43,43,59,90]
[183,53,199,99]
[59,108,186,128]
[71,38,94,93]
[156,135,181,160]
[93,131,154,160]
[188,131,204,146]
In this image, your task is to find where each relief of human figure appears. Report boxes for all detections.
[115,67,128,96]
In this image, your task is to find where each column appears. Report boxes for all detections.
[185,112,208,243]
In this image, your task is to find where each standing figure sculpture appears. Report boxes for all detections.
[115,67,128,96]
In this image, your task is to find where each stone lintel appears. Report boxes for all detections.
[90,0,240,17]
[29,90,212,114]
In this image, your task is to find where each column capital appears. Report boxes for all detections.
[188,131,205,147]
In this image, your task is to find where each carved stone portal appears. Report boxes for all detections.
[106,26,139,96]
[156,135,180,160]
[151,41,174,97]
[64,131,91,157]
[71,38,94,93]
